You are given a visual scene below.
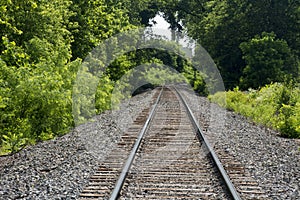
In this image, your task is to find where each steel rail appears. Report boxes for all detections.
[174,86,241,200]
[109,87,164,200]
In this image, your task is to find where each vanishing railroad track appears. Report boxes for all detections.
[79,86,267,199]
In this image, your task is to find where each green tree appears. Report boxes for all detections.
[0,0,76,153]
[180,0,300,89]
[121,0,161,26]
[240,32,298,89]
[69,0,133,59]
[0,0,73,62]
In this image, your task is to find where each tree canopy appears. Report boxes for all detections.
[176,0,299,88]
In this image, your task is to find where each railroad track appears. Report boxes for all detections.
[79,86,267,199]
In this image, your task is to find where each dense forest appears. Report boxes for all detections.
[0,0,299,154]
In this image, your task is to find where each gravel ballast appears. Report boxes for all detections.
[179,87,300,199]
[0,87,299,199]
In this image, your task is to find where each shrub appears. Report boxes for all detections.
[209,83,300,138]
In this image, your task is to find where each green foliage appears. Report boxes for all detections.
[0,0,76,154]
[142,62,186,86]
[1,118,31,155]
[121,0,161,26]
[0,0,73,58]
[0,0,140,155]
[179,0,300,89]
[69,0,134,59]
[107,43,208,96]
[240,32,298,89]
[0,58,74,154]
[182,64,208,96]
[72,65,100,125]
[95,75,114,113]
[7,0,300,154]
[209,83,300,138]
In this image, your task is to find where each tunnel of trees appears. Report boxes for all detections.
[0,0,299,153]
